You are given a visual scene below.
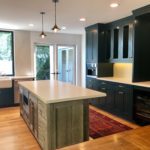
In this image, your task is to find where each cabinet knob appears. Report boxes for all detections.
[118,85,124,88]
[118,91,124,94]
[102,82,106,85]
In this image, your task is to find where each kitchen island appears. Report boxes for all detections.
[19,80,106,150]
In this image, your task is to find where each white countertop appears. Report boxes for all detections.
[97,77,132,84]
[19,80,106,104]
[0,76,34,88]
[11,76,35,79]
[96,77,150,88]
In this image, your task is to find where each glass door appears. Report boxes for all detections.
[57,45,76,84]
[35,44,76,84]
[35,45,50,80]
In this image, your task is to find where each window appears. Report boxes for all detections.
[0,31,14,75]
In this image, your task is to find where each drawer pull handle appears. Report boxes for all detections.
[101,88,106,90]
[118,85,124,88]
[102,82,106,85]
[118,91,124,94]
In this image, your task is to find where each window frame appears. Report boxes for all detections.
[0,30,14,76]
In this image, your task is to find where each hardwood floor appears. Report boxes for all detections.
[59,125,150,150]
[0,106,139,150]
[0,107,41,150]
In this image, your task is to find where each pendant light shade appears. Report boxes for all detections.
[52,0,60,32]
[40,12,46,38]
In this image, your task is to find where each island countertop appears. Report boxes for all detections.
[19,80,106,104]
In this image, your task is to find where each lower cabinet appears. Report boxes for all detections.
[29,93,38,138]
[0,88,13,107]
[113,84,133,120]
[86,77,133,121]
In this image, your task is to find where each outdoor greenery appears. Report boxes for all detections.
[36,45,50,80]
[0,32,12,61]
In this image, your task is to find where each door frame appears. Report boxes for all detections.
[56,44,77,85]
[34,43,77,85]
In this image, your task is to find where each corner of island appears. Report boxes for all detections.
[18,80,106,150]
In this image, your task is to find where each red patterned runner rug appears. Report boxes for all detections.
[89,108,132,139]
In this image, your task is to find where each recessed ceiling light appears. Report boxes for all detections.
[110,3,119,8]
[80,18,86,22]
[29,24,34,27]
[62,26,66,30]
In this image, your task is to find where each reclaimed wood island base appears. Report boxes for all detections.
[19,80,105,150]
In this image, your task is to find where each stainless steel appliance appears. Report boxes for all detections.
[86,63,98,77]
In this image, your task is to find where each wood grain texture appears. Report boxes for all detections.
[0,107,41,150]
[59,125,150,150]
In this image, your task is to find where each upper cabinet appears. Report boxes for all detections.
[85,24,110,64]
[85,17,135,64]
[132,5,150,82]
[86,24,98,63]
[109,16,134,63]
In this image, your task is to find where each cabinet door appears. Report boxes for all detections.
[114,90,125,115]
[0,88,13,107]
[86,77,94,89]
[29,94,38,138]
[86,31,93,63]
[114,84,133,120]
[128,23,134,59]
[104,85,115,112]
[112,28,119,60]
[122,23,134,62]
[92,29,98,63]
[105,30,111,61]
[52,101,86,149]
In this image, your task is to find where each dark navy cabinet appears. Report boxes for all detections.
[86,77,133,121]
[0,88,13,107]
[132,5,150,82]
[113,83,133,120]
[108,16,134,63]
[85,24,111,63]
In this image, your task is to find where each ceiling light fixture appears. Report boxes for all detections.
[80,18,86,22]
[40,12,46,39]
[110,3,119,8]
[52,0,60,32]
[62,26,66,30]
[29,24,34,27]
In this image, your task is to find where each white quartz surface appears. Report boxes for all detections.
[97,77,132,84]
[19,80,106,104]
[11,76,35,79]
[0,76,34,88]
[0,77,12,88]
[96,77,150,88]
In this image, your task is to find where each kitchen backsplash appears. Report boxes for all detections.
[113,63,133,81]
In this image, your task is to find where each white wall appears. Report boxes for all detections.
[14,30,32,76]
[30,31,82,86]
[14,30,83,86]
[81,32,86,87]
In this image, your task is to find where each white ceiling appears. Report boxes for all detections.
[0,0,149,34]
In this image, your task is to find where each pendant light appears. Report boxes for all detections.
[40,12,47,38]
[52,0,60,32]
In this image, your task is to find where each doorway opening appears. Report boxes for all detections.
[35,44,76,85]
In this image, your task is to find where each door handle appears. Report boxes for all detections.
[55,72,61,74]
[118,91,124,94]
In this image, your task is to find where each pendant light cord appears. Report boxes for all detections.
[42,13,44,32]
[55,1,56,25]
